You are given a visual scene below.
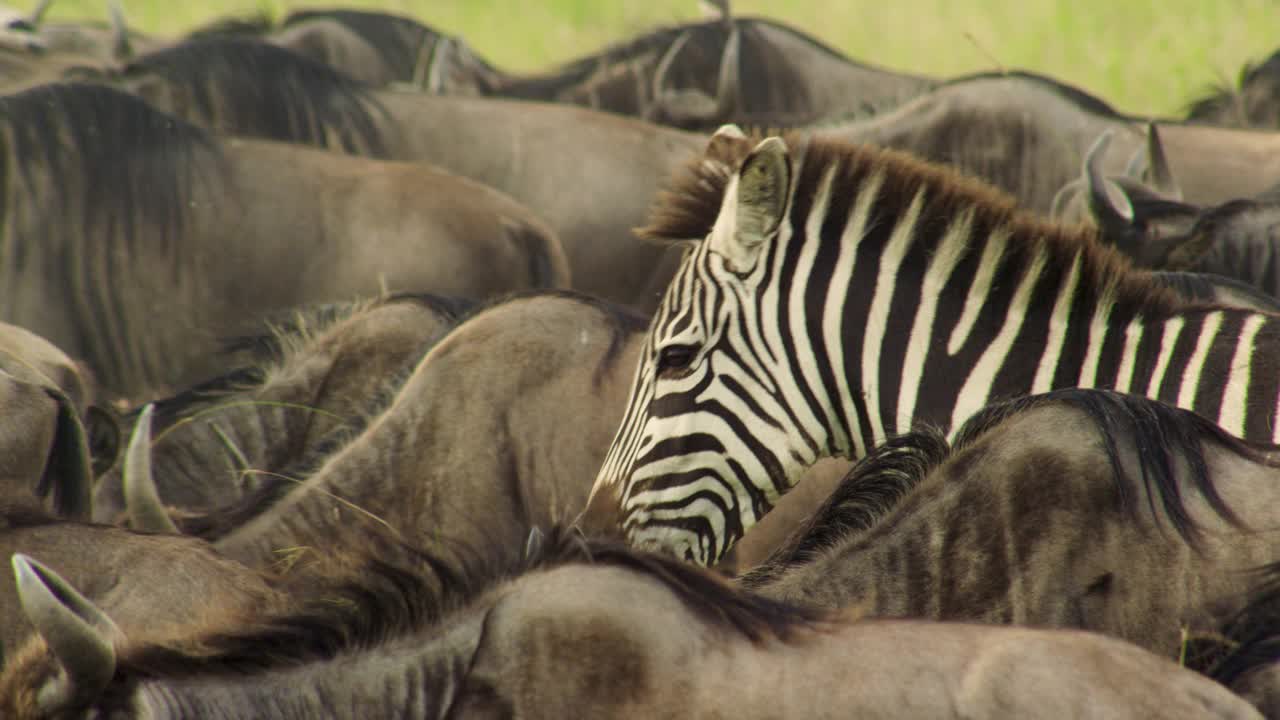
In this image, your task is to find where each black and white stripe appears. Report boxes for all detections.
[588,130,1280,565]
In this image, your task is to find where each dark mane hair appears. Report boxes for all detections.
[945,70,1125,119]
[1186,50,1280,127]
[142,295,463,434]
[184,11,274,40]
[101,526,820,683]
[737,429,950,589]
[953,388,1269,546]
[121,39,390,156]
[0,82,219,250]
[0,83,222,379]
[281,8,496,83]
[642,132,1187,320]
[1206,561,1280,682]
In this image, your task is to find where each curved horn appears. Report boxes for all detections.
[27,0,53,28]
[424,36,455,94]
[1048,178,1085,222]
[1145,122,1183,201]
[651,29,694,106]
[40,388,94,521]
[107,0,132,61]
[710,23,741,119]
[523,526,545,562]
[123,404,178,534]
[1122,143,1147,180]
[1082,131,1138,248]
[13,554,119,714]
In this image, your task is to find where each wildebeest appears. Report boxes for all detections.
[161,291,648,569]
[0,82,568,400]
[0,528,1261,719]
[184,7,500,92]
[91,293,469,525]
[96,38,705,311]
[1187,50,1280,130]
[1208,565,1280,716]
[826,72,1280,214]
[739,389,1280,665]
[1071,138,1280,299]
[491,11,935,131]
[0,500,280,665]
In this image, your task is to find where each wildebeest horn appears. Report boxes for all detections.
[710,23,741,118]
[424,36,455,94]
[37,388,94,521]
[13,554,119,714]
[107,0,132,61]
[1082,131,1138,247]
[1048,178,1084,221]
[1145,123,1183,201]
[524,526,545,561]
[651,29,694,105]
[123,404,178,534]
[27,0,53,28]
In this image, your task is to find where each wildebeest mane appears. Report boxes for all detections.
[183,11,274,40]
[954,389,1263,546]
[736,429,951,589]
[642,132,1187,319]
[0,83,222,385]
[174,368,411,541]
[0,82,218,259]
[947,69,1125,119]
[90,526,820,685]
[1186,50,1280,127]
[1205,560,1280,682]
[120,39,390,156]
[282,8,492,84]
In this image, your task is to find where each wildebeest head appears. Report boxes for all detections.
[1188,49,1280,130]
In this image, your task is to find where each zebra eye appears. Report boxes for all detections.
[656,344,699,377]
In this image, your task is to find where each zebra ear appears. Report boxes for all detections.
[709,136,790,273]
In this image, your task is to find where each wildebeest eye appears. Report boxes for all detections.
[656,344,699,377]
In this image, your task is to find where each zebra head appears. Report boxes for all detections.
[586,127,838,565]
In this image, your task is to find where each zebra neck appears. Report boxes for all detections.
[803,185,1279,449]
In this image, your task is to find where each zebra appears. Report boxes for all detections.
[581,125,1280,566]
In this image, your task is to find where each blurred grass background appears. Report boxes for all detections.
[34,0,1280,118]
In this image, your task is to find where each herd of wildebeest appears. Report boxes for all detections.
[5,0,1280,717]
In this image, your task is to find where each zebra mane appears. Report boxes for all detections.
[643,132,1188,318]
[120,38,390,156]
[736,429,951,589]
[954,388,1267,546]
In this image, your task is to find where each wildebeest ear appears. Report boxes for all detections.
[708,136,790,274]
[37,388,94,522]
[123,404,179,534]
[12,554,119,714]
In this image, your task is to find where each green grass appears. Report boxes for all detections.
[35,0,1280,118]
